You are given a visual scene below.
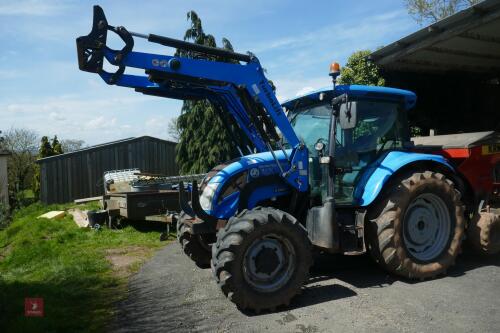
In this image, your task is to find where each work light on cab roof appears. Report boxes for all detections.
[329,61,340,78]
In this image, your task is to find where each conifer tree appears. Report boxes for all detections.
[174,11,245,174]
[51,135,64,155]
[39,136,54,158]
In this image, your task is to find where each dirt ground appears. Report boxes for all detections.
[109,244,500,333]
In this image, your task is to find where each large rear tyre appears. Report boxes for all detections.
[177,211,213,268]
[467,212,500,255]
[366,171,466,279]
[211,207,312,312]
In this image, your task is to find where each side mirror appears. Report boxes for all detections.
[339,101,357,130]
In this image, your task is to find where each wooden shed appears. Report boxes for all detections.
[37,136,178,204]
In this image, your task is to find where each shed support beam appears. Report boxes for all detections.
[459,31,500,45]
[425,46,500,61]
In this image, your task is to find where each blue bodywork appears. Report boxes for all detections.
[203,86,452,216]
[282,85,417,110]
[353,151,453,206]
[203,150,454,218]
[205,150,292,219]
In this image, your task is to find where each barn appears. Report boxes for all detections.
[371,0,500,134]
[37,136,178,204]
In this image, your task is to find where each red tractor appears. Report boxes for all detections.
[413,131,500,254]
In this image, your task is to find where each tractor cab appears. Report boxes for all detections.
[283,85,416,205]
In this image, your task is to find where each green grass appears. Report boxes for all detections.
[0,203,169,333]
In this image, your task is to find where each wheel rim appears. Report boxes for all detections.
[403,193,451,262]
[243,233,296,293]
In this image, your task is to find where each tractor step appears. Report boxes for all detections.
[339,210,366,255]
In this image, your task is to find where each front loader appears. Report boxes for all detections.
[77,6,497,312]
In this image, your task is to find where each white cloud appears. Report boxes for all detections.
[0,92,182,145]
[49,111,66,121]
[85,116,117,130]
[144,116,177,141]
[0,0,69,16]
[295,86,316,97]
[252,10,409,55]
[274,77,331,102]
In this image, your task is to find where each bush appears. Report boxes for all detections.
[0,201,10,229]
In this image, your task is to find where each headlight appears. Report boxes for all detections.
[199,183,219,211]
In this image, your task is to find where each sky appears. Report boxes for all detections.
[0,0,420,145]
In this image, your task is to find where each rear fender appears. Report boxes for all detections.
[354,151,455,207]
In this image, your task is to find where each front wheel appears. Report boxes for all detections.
[177,211,214,268]
[211,207,312,312]
[366,171,466,279]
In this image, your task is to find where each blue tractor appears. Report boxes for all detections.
[77,6,466,312]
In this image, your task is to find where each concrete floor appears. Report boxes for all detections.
[109,243,500,333]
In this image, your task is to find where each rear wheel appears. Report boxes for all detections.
[211,207,312,312]
[177,211,214,268]
[366,171,466,279]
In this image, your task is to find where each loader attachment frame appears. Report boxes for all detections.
[76,6,309,197]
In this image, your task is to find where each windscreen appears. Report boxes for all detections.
[288,102,331,153]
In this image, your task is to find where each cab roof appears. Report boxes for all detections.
[281,85,417,110]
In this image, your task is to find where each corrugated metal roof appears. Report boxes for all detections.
[37,135,177,162]
[371,0,500,75]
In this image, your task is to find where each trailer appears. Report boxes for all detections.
[104,190,179,223]
[101,171,205,234]
[412,131,500,208]
[413,131,500,254]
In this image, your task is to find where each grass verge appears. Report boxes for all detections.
[0,202,169,332]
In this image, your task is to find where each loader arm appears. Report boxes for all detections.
[76,5,308,192]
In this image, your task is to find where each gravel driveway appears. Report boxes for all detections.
[109,243,500,333]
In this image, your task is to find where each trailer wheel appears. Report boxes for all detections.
[366,171,465,279]
[177,211,213,268]
[467,212,500,255]
[211,207,311,312]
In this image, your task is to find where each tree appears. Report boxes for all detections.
[0,131,5,151]
[32,136,53,199]
[61,139,85,153]
[174,11,245,174]
[338,50,385,86]
[39,136,53,158]
[167,117,181,142]
[404,0,483,25]
[33,136,66,199]
[51,135,64,155]
[2,128,38,195]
